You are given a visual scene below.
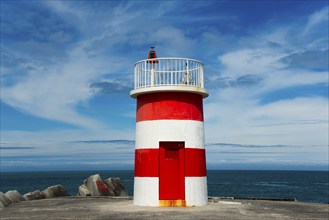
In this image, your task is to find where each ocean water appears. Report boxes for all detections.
[1,170,328,203]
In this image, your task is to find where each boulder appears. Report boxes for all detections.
[94,180,111,196]
[42,185,69,198]
[104,177,129,196]
[4,190,25,203]
[0,192,12,209]
[23,190,46,201]
[78,174,110,196]
[78,185,91,196]
[78,174,129,197]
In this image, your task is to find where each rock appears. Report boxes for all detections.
[94,180,111,196]
[78,174,129,197]
[78,174,110,196]
[4,190,25,203]
[23,190,46,201]
[0,192,12,209]
[42,185,69,198]
[104,177,129,196]
[78,185,91,196]
[42,189,54,198]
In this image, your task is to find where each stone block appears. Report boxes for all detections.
[0,192,12,209]
[79,174,110,196]
[5,190,25,203]
[78,185,91,196]
[42,185,69,198]
[23,190,46,201]
[104,177,129,196]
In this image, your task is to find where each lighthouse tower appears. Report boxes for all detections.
[131,48,208,207]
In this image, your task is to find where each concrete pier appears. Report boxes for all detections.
[1,197,328,219]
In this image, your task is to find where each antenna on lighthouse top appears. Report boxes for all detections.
[147,46,158,63]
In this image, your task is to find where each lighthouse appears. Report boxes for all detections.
[131,48,208,207]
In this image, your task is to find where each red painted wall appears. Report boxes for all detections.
[134,149,159,177]
[185,148,207,177]
[136,92,204,122]
[135,148,206,177]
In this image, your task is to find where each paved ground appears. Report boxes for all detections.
[1,197,328,219]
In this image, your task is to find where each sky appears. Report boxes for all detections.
[1,0,328,172]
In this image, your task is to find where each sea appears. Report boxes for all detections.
[1,170,328,204]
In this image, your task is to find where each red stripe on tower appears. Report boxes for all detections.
[134,149,159,177]
[135,148,206,177]
[137,92,204,122]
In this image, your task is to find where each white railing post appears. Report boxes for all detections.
[200,64,204,88]
[186,59,189,85]
[151,63,154,87]
[134,65,137,89]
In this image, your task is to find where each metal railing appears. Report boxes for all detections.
[134,58,204,90]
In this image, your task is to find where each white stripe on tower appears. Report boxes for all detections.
[185,177,208,206]
[133,177,159,206]
[135,120,205,149]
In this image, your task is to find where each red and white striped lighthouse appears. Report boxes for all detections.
[131,48,208,207]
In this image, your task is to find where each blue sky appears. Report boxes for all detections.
[1,1,328,172]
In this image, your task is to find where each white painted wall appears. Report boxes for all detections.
[133,177,159,206]
[136,120,205,149]
[185,177,208,206]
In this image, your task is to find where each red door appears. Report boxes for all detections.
[159,141,185,200]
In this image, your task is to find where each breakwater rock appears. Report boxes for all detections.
[1,174,129,209]
[0,192,13,208]
[43,185,69,199]
[104,178,129,197]
[0,185,69,209]
[78,174,129,197]
[5,190,25,203]
[23,190,46,201]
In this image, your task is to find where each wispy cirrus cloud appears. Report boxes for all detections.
[204,5,328,152]
[303,6,329,35]
[0,1,194,129]
[0,147,36,150]
[1,47,105,129]
[71,139,135,144]
[206,143,291,148]
[279,49,328,71]
[0,130,135,171]
[90,80,133,94]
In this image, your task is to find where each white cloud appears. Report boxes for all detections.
[205,91,328,145]
[262,70,328,93]
[1,128,135,155]
[218,48,286,78]
[150,26,196,57]
[206,17,328,148]
[205,6,328,167]
[1,47,107,129]
[303,6,329,34]
[1,1,187,130]
[207,42,328,148]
